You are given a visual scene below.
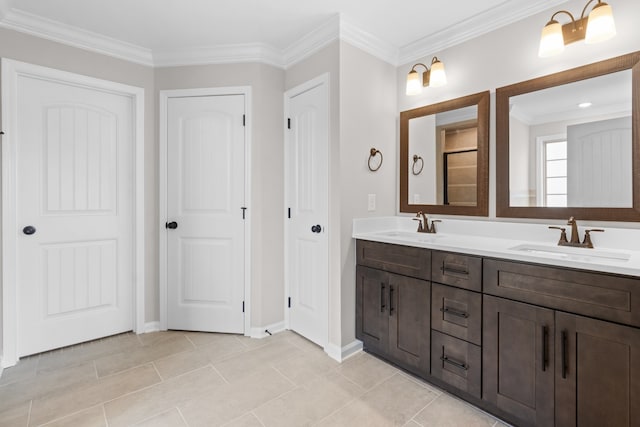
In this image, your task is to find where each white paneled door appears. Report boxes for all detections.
[166,95,245,333]
[285,76,329,347]
[15,68,136,357]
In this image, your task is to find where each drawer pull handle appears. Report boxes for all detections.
[440,355,468,371]
[380,283,386,313]
[562,330,568,379]
[389,285,394,315]
[542,325,549,372]
[440,307,469,318]
[441,265,469,275]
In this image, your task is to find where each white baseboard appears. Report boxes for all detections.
[250,321,286,339]
[0,357,3,378]
[143,321,161,333]
[325,339,363,362]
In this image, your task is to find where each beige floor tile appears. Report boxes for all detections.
[179,368,295,427]
[0,401,31,427]
[196,334,249,362]
[413,394,497,427]
[0,362,97,413]
[273,350,339,386]
[253,370,365,427]
[283,332,324,353]
[316,373,437,427]
[403,421,422,427]
[0,355,39,386]
[104,366,225,427]
[37,334,141,374]
[40,405,106,427]
[335,352,398,390]
[222,413,264,427]
[153,350,210,380]
[95,334,194,377]
[136,331,186,346]
[134,408,188,426]
[30,364,160,426]
[184,332,243,348]
[213,340,303,383]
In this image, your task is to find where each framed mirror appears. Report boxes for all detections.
[496,51,640,221]
[400,91,490,215]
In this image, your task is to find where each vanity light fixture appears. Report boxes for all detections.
[406,57,447,96]
[538,0,616,58]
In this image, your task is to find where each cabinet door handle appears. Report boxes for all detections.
[440,306,469,318]
[389,285,394,315]
[542,326,549,372]
[440,355,468,371]
[380,283,386,313]
[562,330,568,379]
[441,264,469,275]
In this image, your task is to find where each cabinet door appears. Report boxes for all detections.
[555,312,640,427]
[355,266,389,355]
[483,295,554,427]
[387,272,430,375]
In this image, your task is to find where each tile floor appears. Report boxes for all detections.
[0,330,509,427]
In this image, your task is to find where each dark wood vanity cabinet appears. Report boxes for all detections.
[484,259,640,427]
[483,295,555,427]
[355,242,431,376]
[355,239,640,426]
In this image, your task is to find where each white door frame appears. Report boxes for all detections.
[158,87,252,334]
[283,73,330,347]
[1,59,146,368]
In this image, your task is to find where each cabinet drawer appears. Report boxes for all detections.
[431,284,481,345]
[432,251,482,291]
[356,240,430,280]
[484,258,640,328]
[431,331,481,399]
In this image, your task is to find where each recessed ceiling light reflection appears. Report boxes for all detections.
[578,102,593,108]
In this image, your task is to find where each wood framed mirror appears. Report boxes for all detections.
[400,91,490,216]
[496,51,640,221]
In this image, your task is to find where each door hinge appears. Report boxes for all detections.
[0,131,4,135]
[241,207,247,219]
[243,114,246,126]
[288,297,291,308]
[287,207,291,219]
[287,118,291,129]
[242,301,245,313]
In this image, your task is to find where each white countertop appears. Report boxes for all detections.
[352,217,640,277]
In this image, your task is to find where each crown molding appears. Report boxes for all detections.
[153,43,283,68]
[398,0,570,65]
[0,9,154,66]
[282,14,341,69]
[340,18,399,66]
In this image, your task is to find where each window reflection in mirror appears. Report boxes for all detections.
[400,91,489,216]
[508,70,632,208]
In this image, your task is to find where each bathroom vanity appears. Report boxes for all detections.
[353,217,640,427]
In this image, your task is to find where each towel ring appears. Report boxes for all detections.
[412,155,424,175]
[368,148,383,172]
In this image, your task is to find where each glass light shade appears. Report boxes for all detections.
[538,20,564,57]
[585,2,616,44]
[429,60,447,87]
[406,70,422,95]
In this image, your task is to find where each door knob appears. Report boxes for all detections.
[165,221,178,229]
[311,225,322,233]
[23,225,36,235]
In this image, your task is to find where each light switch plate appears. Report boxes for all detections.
[368,194,376,211]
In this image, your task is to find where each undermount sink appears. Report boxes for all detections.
[373,230,442,243]
[509,243,630,262]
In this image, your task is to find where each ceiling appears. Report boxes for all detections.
[0,0,569,68]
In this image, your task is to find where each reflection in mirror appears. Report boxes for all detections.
[408,106,478,206]
[509,70,632,208]
[496,51,640,221]
[400,91,489,216]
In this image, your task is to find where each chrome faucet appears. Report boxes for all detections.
[413,211,441,233]
[548,216,604,248]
